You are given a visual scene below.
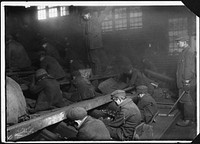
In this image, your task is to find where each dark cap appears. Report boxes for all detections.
[67,107,87,120]
[111,90,126,99]
[136,85,148,94]
[175,35,189,41]
[36,69,48,78]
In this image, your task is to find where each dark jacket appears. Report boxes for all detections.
[104,98,142,140]
[40,56,66,80]
[77,116,111,140]
[45,42,61,63]
[176,46,196,88]
[6,39,31,69]
[125,69,154,95]
[71,76,96,101]
[30,76,65,112]
[176,46,196,103]
[137,93,158,123]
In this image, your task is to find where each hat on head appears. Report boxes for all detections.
[136,85,148,94]
[67,107,87,120]
[36,68,48,78]
[175,35,189,42]
[111,90,126,99]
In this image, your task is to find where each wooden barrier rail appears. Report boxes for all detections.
[7,94,112,141]
[7,86,134,141]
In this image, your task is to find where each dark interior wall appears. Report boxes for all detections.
[33,6,88,63]
[5,6,196,75]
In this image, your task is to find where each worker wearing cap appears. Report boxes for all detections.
[120,65,155,95]
[39,52,67,82]
[29,69,69,113]
[102,90,141,140]
[67,107,111,140]
[135,85,158,124]
[6,34,31,70]
[175,35,196,126]
[68,71,102,102]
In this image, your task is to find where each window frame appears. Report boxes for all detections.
[168,17,188,54]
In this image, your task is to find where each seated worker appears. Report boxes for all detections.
[28,69,70,113]
[39,51,68,82]
[6,34,31,71]
[134,85,158,124]
[102,90,142,140]
[42,37,62,64]
[119,65,155,95]
[67,107,111,140]
[68,71,102,102]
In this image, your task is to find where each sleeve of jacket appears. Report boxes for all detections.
[29,82,44,94]
[105,108,127,128]
[184,50,195,81]
[40,59,48,69]
[77,130,92,140]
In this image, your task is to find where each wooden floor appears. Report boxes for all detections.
[161,115,197,141]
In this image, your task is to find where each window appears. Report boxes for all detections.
[129,7,142,29]
[101,11,113,32]
[114,8,127,30]
[37,6,69,20]
[168,17,188,54]
[60,6,69,16]
[101,6,143,32]
[49,7,58,18]
[38,6,46,20]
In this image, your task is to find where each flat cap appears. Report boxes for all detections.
[175,35,189,41]
[111,90,126,99]
[67,107,87,120]
[35,68,48,78]
[136,85,148,94]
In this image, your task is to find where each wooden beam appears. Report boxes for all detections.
[89,74,118,81]
[144,69,174,82]
[7,94,112,141]
[6,71,35,76]
[7,86,133,141]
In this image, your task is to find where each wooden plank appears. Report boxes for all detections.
[89,74,118,81]
[7,94,113,141]
[6,71,35,76]
[6,86,140,141]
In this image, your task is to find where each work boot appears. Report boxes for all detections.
[176,119,193,127]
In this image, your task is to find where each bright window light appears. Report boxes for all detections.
[38,9,46,20]
[49,8,58,18]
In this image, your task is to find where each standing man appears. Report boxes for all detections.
[176,35,196,127]
[102,90,142,140]
[67,107,111,140]
[83,6,113,75]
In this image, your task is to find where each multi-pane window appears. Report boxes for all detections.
[101,7,143,32]
[49,7,58,18]
[114,8,127,30]
[129,7,142,29]
[168,17,188,53]
[37,6,69,20]
[60,6,69,16]
[101,11,113,32]
[37,6,46,20]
